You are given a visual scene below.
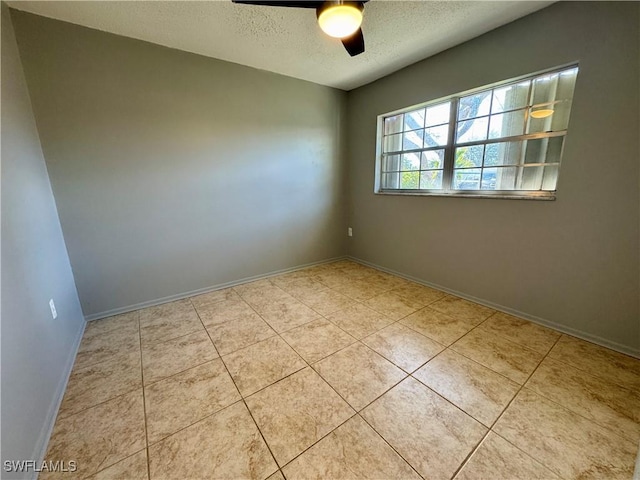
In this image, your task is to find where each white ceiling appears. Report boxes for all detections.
[8,0,554,90]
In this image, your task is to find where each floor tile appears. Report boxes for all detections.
[294,288,356,316]
[451,328,544,384]
[139,300,203,346]
[142,330,218,385]
[357,272,409,291]
[255,298,322,333]
[363,291,423,320]
[334,279,388,301]
[148,402,277,480]
[429,295,495,323]
[280,318,356,364]
[42,391,146,479]
[236,283,292,310]
[75,320,140,370]
[223,336,306,396]
[362,322,443,372]
[454,432,560,480]
[197,297,258,327]
[82,311,139,339]
[525,357,640,442]
[190,287,239,311]
[314,343,407,410]
[361,377,487,479]
[548,335,640,390]
[325,303,394,340]
[266,471,285,480]
[245,367,355,466]
[206,312,276,355]
[282,415,420,480]
[400,307,478,345]
[145,359,240,444]
[59,351,141,418]
[391,282,446,306]
[479,312,560,354]
[494,388,637,479]
[272,276,329,298]
[86,450,148,480]
[413,349,520,426]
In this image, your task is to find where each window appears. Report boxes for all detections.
[376,65,579,199]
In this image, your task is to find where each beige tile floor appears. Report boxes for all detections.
[43,260,640,479]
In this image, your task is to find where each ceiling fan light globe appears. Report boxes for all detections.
[318,5,362,38]
[530,109,554,119]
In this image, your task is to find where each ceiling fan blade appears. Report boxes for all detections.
[232,0,322,8]
[341,28,365,56]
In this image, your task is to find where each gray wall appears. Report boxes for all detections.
[11,10,348,318]
[1,3,85,476]
[347,2,640,354]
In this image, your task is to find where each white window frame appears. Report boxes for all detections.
[374,64,579,200]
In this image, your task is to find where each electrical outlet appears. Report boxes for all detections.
[49,299,58,319]
[348,227,353,237]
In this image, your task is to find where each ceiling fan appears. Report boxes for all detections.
[232,1,368,56]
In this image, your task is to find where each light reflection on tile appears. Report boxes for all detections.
[361,378,487,479]
[525,357,640,442]
[413,349,519,426]
[454,432,560,480]
[362,322,443,372]
[451,328,544,384]
[494,388,637,479]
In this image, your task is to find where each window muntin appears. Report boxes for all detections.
[376,66,578,198]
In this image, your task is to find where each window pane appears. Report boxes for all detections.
[453,168,481,189]
[458,92,491,121]
[531,73,559,106]
[521,166,544,190]
[382,154,400,172]
[384,115,403,135]
[524,136,563,164]
[400,171,420,189]
[455,145,484,168]
[401,153,420,171]
[494,166,519,190]
[425,102,450,127]
[381,172,400,189]
[481,168,497,190]
[383,133,402,153]
[404,109,425,131]
[484,141,523,166]
[528,100,572,133]
[420,170,443,189]
[403,130,424,150]
[542,165,559,190]
[456,117,489,143]
[489,109,526,139]
[491,81,530,114]
[421,149,444,170]
[424,124,449,147]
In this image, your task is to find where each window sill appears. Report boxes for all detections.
[374,190,556,201]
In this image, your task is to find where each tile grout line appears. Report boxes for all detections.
[73,260,639,479]
[136,312,153,480]
[192,299,283,479]
[449,334,565,480]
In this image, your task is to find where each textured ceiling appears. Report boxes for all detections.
[8,0,554,90]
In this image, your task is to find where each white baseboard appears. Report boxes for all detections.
[85,256,348,322]
[349,256,640,359]
[30,319,86,480]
